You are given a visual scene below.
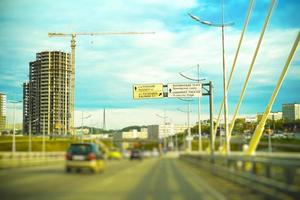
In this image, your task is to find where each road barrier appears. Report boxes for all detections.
[0,152,65,169]
[180,152,300,200]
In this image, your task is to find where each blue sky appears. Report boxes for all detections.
[0,0,299,128]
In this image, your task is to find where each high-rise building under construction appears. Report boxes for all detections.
[23,51,71,135]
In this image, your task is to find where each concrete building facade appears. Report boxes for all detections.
[23,51,71,135]
[122,129,148,139]
[147,123,187,141]
[0,93,7,132]
[282,103,300,122]
[257,111,282,122]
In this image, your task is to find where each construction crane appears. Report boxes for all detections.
[48,31,155,135]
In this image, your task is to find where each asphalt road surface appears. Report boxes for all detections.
[0,157,264,200]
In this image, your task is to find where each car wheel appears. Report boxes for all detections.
[90,168,97,174]
[76,168,81,173]
[65,167,71,173]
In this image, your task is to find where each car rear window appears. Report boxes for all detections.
[68,144,93,155]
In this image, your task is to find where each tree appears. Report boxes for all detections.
[274,119,284,131]
[232,118,246,133]
[191,124,210,135]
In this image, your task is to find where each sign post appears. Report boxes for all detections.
[133,84,164,99]
[167,83,202,98]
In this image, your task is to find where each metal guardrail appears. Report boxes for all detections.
[0,152,65,169]
[180,153,300,200]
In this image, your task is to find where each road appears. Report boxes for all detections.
[0,157,264,200]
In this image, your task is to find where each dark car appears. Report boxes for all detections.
[130,149,142,160]
[65,143,105,173]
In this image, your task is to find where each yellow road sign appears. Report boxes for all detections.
[133,84,163,99]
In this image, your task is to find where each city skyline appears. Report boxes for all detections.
[0,0,299,129]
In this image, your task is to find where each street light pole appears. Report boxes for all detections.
[197,65,202,151]
[209,82,215,157]
[268,124,272,153]
[28,118,38,152]
[156,111,168,150]
[169,119,176,151]
[188,1,233,154]
[178,98,193,152]
[220,0,230,154]
[10,100,22,154]
[187,101,191,151]
[81,111,83,137]
[28,81,31,153]
[179,65,205,152]
[29,113,31,152]
[42,110,53,154]
[81,111,92,141]
[12,102,16,153]
[42,113,46,155]
[210,0,254,153]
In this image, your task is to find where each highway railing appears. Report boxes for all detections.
[0,152,65,169]
[180,152,300,200]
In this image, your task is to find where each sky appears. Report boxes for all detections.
[0,0,299,129]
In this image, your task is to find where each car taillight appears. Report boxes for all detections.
[87,153,96,160]
[66,153,72,160]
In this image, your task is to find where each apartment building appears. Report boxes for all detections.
[282,103,300,122]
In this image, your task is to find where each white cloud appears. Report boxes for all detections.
[75,108,205,130]
[135,0,198,9]
[119,68,172,83]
